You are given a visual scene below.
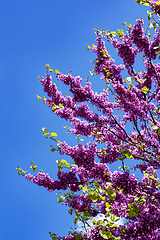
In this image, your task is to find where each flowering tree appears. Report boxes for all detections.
[17,0,160,239]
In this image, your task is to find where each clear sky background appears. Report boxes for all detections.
[0,1,154,240]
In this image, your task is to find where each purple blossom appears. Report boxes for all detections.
[24,8,160,240]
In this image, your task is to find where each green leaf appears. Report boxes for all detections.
[58,163,63,170]
[71,164,77,167]
[147,10,151,16]
[73,216,79,224]
[106,202,112,208]
[55,69,59,74]
[136,77,142,83]
[110,214,120,223]
[141,86,149,94]
[51,148,56,152]
[138,195,146,206]
[51,132,57,137]
[37,95,41,100]
[128,208,134,217]
[52,105,58,112]
[61,159,70,168]
[130,198,134,204]
[57,198,62,203]
[68,208,73,215]
[124,152,134,159]
[89,71,94,76]
[127,83,133,91]
[107,188,116,200]
[135,0,141,4]
[110,223,118,227]
[133,204,141,213]
[82,186,88,193]
[99,229,112,239]
[87,193,99,202]
[96,220,106,227]
[144,1,150,6]
[111,31,116,35]
[118,149,133,159]
[149,177,152,186]
[127,204,141,217]
[61,159,67,164]
[52,237,57,240]
[99,195,106,200]
[149,22,153,28]
[48,67,53,72]
[59,103,63,108]
[60,195,65,199]
[43,131,49,136]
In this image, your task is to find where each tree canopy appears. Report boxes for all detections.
[18,0,160,239]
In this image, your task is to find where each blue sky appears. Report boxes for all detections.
[0,1,153,239]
